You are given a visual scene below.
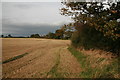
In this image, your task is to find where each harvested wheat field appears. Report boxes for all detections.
[2,38,82,78]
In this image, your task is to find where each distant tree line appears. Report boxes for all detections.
[1,34,13,38]
[46,24,74,39]
[1,26,74,39]
[1,34,29,38]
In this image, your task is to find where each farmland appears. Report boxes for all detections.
[2,38,81,78]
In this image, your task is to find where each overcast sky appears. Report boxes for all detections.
[2,2,71,36]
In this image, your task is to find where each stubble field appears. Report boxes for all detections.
[2,38,82,78]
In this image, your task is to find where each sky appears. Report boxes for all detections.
[2,0,118,37]
[2,2,71,37]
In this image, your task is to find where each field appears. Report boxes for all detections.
[2,38,82,78]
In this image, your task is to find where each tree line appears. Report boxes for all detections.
[1,25,73,39]
[61,0,120,54]
[61,0,120,55]
[46,25,74,39]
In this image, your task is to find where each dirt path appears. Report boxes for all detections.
[2,38,81,78]
[47,47,82,78]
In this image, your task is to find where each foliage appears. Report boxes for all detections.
[2,34,13,38]
[46,32,56,39]
[61,1,120,40]
[55,29,64,39]
[46,25,74,39]
[30,34,40,38]
[1,35,4,38]
[62,24,74,39]
[61,0,120,55]
[8,34,12,38]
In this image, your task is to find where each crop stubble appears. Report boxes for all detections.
[2,38,81,78]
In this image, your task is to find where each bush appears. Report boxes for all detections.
[71,24,120,55]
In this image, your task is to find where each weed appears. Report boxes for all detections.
[2,53,29,64]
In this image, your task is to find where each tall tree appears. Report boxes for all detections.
[61,0,120,54]
[46,32,55,39]
[61,24,74,39]
[61,0,120,40]
[55,29,64,39]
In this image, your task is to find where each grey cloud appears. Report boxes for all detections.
[2,2,71,36]
[14,4,32,9]
[2,23,62,36]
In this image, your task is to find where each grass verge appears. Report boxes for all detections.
[2,53,29,64]
[68,46,119,78]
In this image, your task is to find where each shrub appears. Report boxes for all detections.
[71,24,120,55]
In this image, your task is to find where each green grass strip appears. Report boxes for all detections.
[68,46,119,78]
[68,46,87,67]
[47,52,62,78]
[2,52,29,64]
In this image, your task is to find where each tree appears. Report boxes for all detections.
[55,29,64,39]
[61,24,74,39]
[61,0,120,40]
[8,34,12,38]
[1,35,4,38]
[46,32,55,39]
[61,0,120,54]
[30,34,40,38]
